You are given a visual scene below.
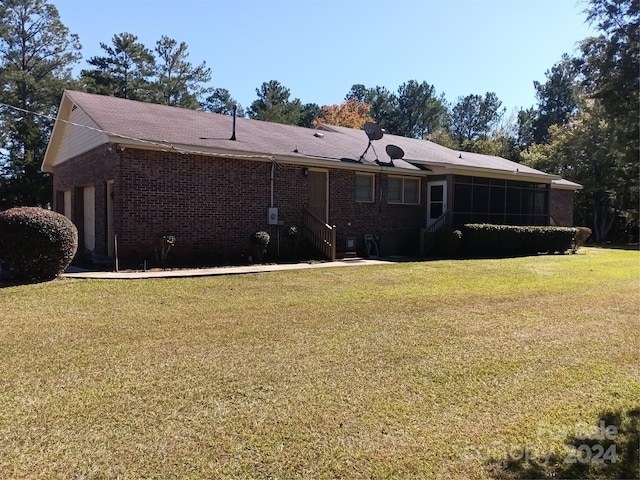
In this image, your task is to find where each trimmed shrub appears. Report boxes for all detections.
[460,224,576,257]
[250,231,270,263]
[572,226,592,253]
[251,231,270,248]
[0,207,78,282]
[435,229,463,257]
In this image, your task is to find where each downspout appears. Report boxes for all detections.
[270,158,277,256]
[270,160,275,208]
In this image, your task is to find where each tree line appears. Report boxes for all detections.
[0,0,637,241]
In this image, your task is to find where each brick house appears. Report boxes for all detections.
[42,90,581,266]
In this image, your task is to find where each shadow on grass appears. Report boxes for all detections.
[0,276,55,288]
[487,408,640,480]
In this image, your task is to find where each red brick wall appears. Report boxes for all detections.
[550,189,575,226]
[329,171,425,255]
[52,144,119,256]
[53,145,427,265]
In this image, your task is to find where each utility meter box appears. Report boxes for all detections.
[267,207,278,225]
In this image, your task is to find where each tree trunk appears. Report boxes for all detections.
[592,206,617,242]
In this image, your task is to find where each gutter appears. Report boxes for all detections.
[440,164,561,182]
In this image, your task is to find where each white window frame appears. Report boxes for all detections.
[355,173,375,203]
[387,176,420,205]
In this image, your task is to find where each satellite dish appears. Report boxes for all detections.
[363,122,384,141]
[359,122,384,162]
[386,144,405,161]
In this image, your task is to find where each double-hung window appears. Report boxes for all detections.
[355,173,375,202]
[388,176,420,205]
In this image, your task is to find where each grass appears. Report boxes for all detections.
[0,247,638,479]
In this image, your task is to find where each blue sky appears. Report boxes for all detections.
[53,0,596,117]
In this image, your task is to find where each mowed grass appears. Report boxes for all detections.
[0,247,638,479]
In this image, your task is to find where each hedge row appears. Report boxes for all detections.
[459,224,577,257]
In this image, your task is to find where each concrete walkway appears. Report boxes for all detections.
[61,258,393,280]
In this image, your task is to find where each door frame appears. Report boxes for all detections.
[426,180,447,228]
[308,168,329,223]
[106,180,115,257]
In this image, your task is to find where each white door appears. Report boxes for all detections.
[106,180,115,257]
[427,181,447,228]
[63,191,72,220]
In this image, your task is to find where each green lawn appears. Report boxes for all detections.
[1,247,638,479]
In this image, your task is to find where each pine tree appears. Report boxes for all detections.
[80,32,154,101]
[0,0,81,207]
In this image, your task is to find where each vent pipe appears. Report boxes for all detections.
[230,104,237,141]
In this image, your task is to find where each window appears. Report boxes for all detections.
[388,177,420,205]
[453,175,549,226]
[355,173,375,202]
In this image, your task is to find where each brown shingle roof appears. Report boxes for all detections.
[47,90,570,184]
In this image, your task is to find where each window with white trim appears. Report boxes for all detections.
[355,173,375,202]
[388,176,420,205]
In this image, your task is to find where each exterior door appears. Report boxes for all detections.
[106,180,115,257]
[427,181,447,228]
[83,185,95,251]
[308,170,328,223]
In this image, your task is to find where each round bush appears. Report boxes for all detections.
[0,207,78,282]
[251,231,270,248]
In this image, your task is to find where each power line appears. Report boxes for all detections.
[0,100,276,162]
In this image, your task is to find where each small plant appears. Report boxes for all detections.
[155,234,176,266]
[285,225,300,258]
[0,207,78,282]
[250,231,270,263]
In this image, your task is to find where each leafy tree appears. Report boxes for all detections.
[426,129,459,150]
[450,92,504,143]
[247,80,303,125]
[152,35,212,108]
[80,32,154,101]
[298,102,320,128]
[313,98,372,129]
[580,0,639,138]
[345,84,397,130]
[516,107,537,152]
[461,132,520,162]
[204,87,244,116]
[393,80,448,138]
[579,0,639,230]
[0,0,81,208]
[345,84,398,126]
[345,82,447,138]
[345,84,368,103]
[363,85,398,131]
[532,54,582,143]
[523,101,633,241]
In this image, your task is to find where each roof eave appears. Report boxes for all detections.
[551,181,584,191]
[440,164,560,182]
[41,93,71,173]
[113,141,426,175]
